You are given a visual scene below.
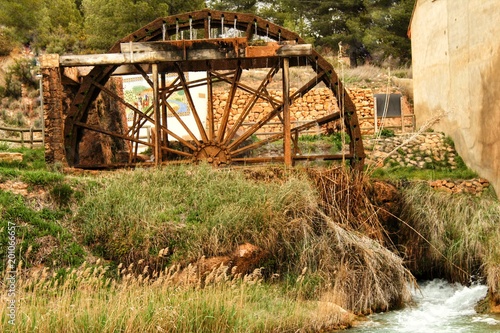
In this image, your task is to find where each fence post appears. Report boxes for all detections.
[20,130,24,147]
[30,127,34,148]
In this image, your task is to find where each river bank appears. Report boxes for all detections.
[0,146,499,331]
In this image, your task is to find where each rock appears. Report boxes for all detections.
[0,152,23,163]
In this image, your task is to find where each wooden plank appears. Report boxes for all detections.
[60,43,313,67]
[277,44,312,56]
[60,52,184,66]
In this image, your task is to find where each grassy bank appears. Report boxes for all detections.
[398,182,500,285]
[1,144,499,331]
[0,147,414,332]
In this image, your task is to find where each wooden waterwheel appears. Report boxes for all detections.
[55,9,365,169]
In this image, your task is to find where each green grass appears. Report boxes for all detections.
[20,170,64,186]
[0,147,46,170]
[0,190,85,270]
[370,166,479,181]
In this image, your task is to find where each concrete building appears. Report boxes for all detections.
[410,0,500,197]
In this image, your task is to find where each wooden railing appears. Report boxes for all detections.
[0,126,44,148]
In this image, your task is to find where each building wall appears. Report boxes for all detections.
[411,0,500,196]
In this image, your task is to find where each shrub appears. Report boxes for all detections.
[379,128,395,138]
[75,165,413,314]
[4,58,38,98]
[0,27,14,56]
[399,183,500,284]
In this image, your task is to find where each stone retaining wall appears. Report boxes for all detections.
[365,132,490,195]
[365,132,458,169]
[212,87,413,136]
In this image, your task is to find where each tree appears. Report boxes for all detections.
[165,0,205,15]
[0,0,42,44]
[82,0,170,52]
[260,0,413,67]
[36,0,84,54]
[206,0,258,13]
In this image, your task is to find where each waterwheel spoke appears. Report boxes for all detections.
[164,101,200,143]
[207,71,215,141]
[223,65,280,145]
[230,132,283,157]
[175,63,209,142]
[74,121,153,148]
[134,64,154,88]
[227,70,326,151]
[210,71,281,107]
[162,146,193,158]
[216,66,242,143]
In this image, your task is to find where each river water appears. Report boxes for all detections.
[350,279,500,333]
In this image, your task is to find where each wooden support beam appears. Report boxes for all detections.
[58,43,312,67]
[282,57,292,166]
[152,64,162,164]
[217,66,242,143]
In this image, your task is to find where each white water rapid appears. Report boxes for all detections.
[350,279,500,333]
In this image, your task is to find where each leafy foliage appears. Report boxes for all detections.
[82,0,170,51]
[0,0,413,61]
[3,58,38,98]
[259,0,414,66]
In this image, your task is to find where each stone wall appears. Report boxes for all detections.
[212,87,413,136]
[366,132,459,169]
[365,132,490,195]
[41,54,67,165]
[40,52,128,166]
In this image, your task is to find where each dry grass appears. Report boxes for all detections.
[0,164,417,331]
[0,260,354,332]
[399,182,500,284]
[307,167,389,245]
[70,164,413,315]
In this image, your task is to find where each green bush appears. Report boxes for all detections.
[0,27,14,56]
[4,58,38,98]
[379,128,395,138]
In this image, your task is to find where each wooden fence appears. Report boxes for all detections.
[0,126,44,148]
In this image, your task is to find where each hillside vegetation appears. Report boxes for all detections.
[1,144,500,331]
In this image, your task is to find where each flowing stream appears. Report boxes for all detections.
[350,279,500,333]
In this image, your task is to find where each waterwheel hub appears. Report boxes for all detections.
[193,143,231,166]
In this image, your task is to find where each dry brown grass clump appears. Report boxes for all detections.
[307,166,392,245]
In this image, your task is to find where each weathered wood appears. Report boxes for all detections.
[217,66,242,143]
[60,52,182,66]
[59,42,312,67]
[282,57,292,166]
[74,121,153,147]
[53,9,364,169]
[175,64,208,142]
[222,65,280,145]
[152,64,162,164]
